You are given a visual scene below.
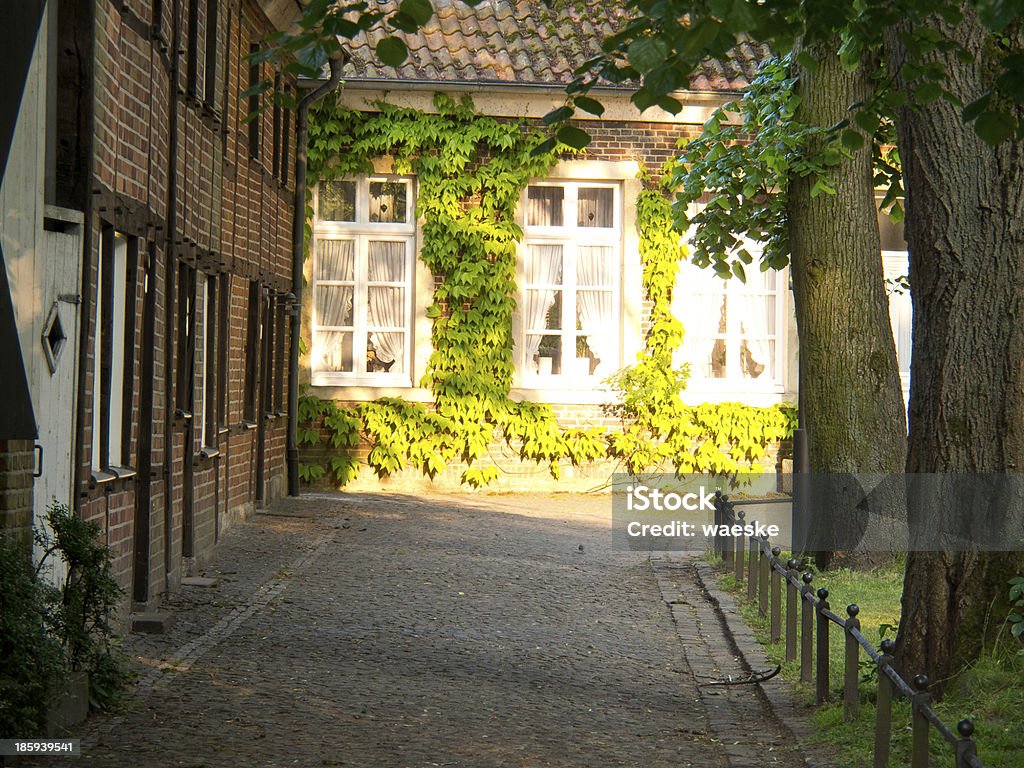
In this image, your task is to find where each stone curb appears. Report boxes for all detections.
[691,560,839,768]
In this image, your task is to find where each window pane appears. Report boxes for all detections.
[314,331,353,372]
[577,246,614,287]
[739,295,776,336]
[577,290,616,374]
[319,181,355,222]
[368,332,405,373]
[524,244,562,286]
[315,286,353,327]
[368,240,407,281]
[316,239,355,281]
[367,286,405,329]
[531,334,562,375]
[578,187,614,228]
[527,186,563,226]
[369,181,408,223]
[741,339,774,379]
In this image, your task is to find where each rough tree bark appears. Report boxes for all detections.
[788,41,908,569]
[887,8,1024,688]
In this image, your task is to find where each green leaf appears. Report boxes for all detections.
[961,93,992,123]
[974,110,1016,145]
[556,125,591,149]
[239,81,271,101]
[627,37,668,72]
[840,129,865,150]
[996,70,1024,102]
[530,137,557,157]
[398,0,433,26]
[573,96,605,116]
[376,37,408,67]
[975,0,1024,31]
[543,106,574,125]
[914,81,943,103]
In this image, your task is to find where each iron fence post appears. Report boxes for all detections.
[800,571,814,684]
[758,541,769,617]
[911,674,931,768]
[785,558,798,662]
[770,546,782,643]
[873,639,895,768]
[713,491,723,559]
[844,604,860,721]
[956,719,979,768]
[735,510,746,582]
[816,587,831,704]
[722,499,734,571]
[747,530,758,602]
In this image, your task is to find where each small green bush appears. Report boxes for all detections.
[0,534,66,737]
[0,502,130,736]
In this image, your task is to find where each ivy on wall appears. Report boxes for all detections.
[298,94,795,488]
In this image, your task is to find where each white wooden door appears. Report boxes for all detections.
[30,214,83,582]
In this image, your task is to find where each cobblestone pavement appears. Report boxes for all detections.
[22,493,814,767]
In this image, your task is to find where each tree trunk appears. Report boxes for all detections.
[887,8,1024,689]
[788,41,908,569]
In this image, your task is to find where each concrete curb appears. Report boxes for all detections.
[691,560,839,768]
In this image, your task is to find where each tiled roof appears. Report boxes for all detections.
[340,0,770,92]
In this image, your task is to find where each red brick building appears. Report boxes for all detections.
[2,0,298,615]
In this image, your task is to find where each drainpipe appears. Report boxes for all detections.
[71,0,97,512]
[288,54,343,496]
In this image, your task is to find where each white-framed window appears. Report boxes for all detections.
[518,181,621,384]
[91,228,130,470]
[673,244,788,391]
[311,176,415,385]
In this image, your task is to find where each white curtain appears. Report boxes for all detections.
[527,187,563,226]
[315,240,354,371]
[733,264,772,378]
[675,260,723,377]
[367,241,406,371]
[577,188,613,228]
[576,245,616,375]
[522,244,563,367]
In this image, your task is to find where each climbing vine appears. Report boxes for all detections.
[298,94,795,488]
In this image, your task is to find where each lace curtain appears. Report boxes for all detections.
[315,239,354,371]
[733,266,772,378]
[523,244,563,366]
[367,241,406,371]
[675,261,723,377]
[576,245,616,375]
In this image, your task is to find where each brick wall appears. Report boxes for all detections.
[0,440,35,548]
[68,0,295,608]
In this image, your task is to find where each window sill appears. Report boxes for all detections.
[89,466,137,488]
[199,447,221,460]
[311,373,413,389]
[511,385,617,406]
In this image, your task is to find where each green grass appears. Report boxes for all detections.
[715,557,1024,767]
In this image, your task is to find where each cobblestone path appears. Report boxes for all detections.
[24,493,813,767]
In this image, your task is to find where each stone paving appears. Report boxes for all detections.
[20,492,820,767]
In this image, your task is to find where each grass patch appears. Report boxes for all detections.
[715,557,1023,767]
